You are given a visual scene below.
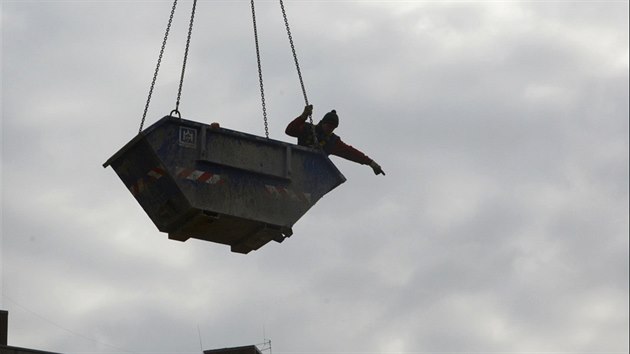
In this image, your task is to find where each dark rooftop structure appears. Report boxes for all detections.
[1,310,61,354]
[2,310,266,354]
[204,345,263,354]
[1,310,6,347]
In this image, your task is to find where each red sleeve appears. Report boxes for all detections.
[329,138,372,165]
[285,115,307,137]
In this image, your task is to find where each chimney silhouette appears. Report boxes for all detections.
[1,310,8,346]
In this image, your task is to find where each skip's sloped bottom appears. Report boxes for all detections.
[166,209,292,254]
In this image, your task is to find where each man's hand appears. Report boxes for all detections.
[370,161,385,176]
[301,104,313,117]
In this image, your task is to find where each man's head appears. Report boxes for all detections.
[319,110,339,135]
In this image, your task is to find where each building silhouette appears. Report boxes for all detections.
[1,310,264,354]
[1,309,61,354]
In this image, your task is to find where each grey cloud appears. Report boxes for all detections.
[2,1,628,354]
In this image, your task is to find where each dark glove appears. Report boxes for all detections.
[301,104,313,118]
[370,160,385,176]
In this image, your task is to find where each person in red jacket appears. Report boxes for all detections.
[285,105,385,175]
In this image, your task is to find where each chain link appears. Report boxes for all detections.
[140,0,178,133]
[279,0,308,106]
[142,0,308,144]
[174,0,198,117]
[279,0,318,148]
[251,0,269,139]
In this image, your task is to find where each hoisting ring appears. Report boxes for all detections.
[170,109,182,119]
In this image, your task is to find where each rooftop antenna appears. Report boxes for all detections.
[257,325,272,354]
[258,339,272,354]
[197,324,204,352]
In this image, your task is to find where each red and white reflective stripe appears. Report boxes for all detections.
[129,167,165,196]
[265,185,312,204]
[147,168,164,179]
[129,183,141,196]
[176,167,223,184]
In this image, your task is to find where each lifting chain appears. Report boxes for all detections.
[279,0,319,148]
[251,0,269,139]
[139,0,197,132]
[173,0,198,118]
[140,0,311,145]
[140,0,178,133]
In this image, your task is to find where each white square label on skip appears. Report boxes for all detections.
[179,126,197,148]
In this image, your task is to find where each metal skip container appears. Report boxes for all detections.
[103,116,346,254]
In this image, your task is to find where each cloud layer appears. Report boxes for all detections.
[2,1,628,353]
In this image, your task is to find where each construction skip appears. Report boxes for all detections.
[104,116,345,254]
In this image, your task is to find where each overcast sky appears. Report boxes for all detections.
[1,1,629,353]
